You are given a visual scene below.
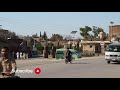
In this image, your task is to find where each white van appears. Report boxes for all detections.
[105,43,120,64]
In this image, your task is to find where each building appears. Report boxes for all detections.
[109,25,120,40]
[33,37,41,42]
[0,29,9,33]
[80,41,111,56]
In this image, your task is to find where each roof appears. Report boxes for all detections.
[80,41,111,44]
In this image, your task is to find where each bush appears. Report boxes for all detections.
[36,43,43,51]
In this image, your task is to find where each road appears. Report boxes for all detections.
[15,56,120,78]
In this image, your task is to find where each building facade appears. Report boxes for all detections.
[109,25,120,40]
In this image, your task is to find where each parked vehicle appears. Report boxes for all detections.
[55,48,81,60]
[105,43,120,64]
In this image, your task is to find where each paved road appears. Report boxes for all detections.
[15,56,120,78]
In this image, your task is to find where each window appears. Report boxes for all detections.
[56,51,64,54]
[106,45,120,52]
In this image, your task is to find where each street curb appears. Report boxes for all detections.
[49,56,105,61]
[0,55,104,62]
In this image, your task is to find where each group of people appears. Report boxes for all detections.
[12,52,28,60]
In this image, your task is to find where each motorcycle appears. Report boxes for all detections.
[65,56,76,64]
[65,57,72,64]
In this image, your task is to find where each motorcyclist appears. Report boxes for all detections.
[64,48,72,63]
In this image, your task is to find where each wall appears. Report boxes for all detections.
[109,25,120,40]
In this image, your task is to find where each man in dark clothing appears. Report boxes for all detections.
[64,48,72,63]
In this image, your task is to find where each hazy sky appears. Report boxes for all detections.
[0,12,119,38]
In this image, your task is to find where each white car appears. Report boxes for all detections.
[105,43,120,64]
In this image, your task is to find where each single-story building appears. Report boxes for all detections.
[80,41,111,56]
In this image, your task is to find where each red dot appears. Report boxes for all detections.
[34,68,41,74]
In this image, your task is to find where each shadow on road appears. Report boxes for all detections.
[110,62,120,65]
[70,62,90,64]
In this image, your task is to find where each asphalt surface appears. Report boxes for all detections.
[14,55,120,78]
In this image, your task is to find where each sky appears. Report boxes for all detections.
[0,12,120,39]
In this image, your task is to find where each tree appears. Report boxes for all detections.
[80,26,92,40]
[8,31,19,39]
[92,26,108,40]
[0,30,19,39]
[103,33,109,40]
[50,34,63,41]
[40,31,42,37]
[92,26,104,37]
[88,34,94,41]
[80,26,108,41]
[24,37,34,49]
[35,42,43,51]
[92,26,104,40]
[42,31,48,40]
[48,42,54,49]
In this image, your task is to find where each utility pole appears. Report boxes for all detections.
[71,31,77,49]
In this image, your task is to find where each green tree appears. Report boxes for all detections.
[80,26,92,40]
[40,31,42,37]
[26,37,34,49]
[103,33,109,40]
[42,31,48,40]
[92,26,104,37]
[80,26,108,41]
[48,42,54,49]
[0,30,19,39]
[35,43,43,51]
[50,34,63,41]
[92,26,108,40]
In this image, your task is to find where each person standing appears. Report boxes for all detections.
[0,47,17,78]
[16,52,20,60]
